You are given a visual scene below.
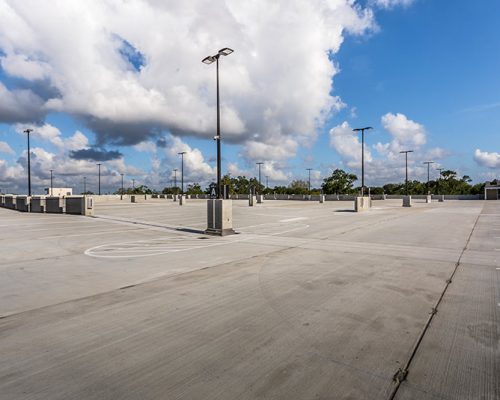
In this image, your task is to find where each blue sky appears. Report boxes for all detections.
[0,0,499,194]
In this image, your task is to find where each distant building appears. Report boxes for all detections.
[45,187,73,197]
[484,182,499,200]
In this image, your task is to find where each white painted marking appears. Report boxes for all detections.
[279,217,308,222]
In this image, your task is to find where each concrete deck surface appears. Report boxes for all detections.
[0,199,498,399]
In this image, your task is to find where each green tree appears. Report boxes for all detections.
[321,169,358,194]
[186,183,204,195]
[288,180,309,194]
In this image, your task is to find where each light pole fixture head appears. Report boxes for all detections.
[400,150,414,154]
[353,127,373,132]
[202,55,216,64]
[24,128,33,134]
[218,47,234,56]
[423,161,434,164]
[178,151,187,155]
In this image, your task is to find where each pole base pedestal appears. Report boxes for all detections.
[206,199,236,236]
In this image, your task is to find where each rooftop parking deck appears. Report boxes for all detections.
[0,198,498,399]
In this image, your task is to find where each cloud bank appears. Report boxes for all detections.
[0,0,375,160]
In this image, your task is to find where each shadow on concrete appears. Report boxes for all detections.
[176,227,206,235]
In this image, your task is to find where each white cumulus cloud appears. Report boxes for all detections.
[474,149,500,169]
[0,0,375,154]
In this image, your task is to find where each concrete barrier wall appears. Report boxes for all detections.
[15,196,30,212]
[31,197,46,213]
[4,195,16,209]
[65,196,94,215]
[46,197,64,213]
[93,195,128,203]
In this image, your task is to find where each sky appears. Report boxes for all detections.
[0,0,499,194]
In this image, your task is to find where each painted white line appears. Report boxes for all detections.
[279,217,308,222]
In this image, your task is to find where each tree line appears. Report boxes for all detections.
[108,169,495,196]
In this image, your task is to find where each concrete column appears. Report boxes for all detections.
[15,196,30,212]
[206,199,236,236]
[179,195,186,205]
[249,195,256,206]
[257,194,263,204]
[319,194,325,203]
[403,195,412,207]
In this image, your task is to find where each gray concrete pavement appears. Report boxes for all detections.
[0,199,498,399]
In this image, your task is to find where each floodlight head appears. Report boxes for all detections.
[353,126,373,132]
[202,55,216,64]
[218,47,234,56]
[178,151,187,155]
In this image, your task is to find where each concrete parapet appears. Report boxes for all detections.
[46,197,64,213]
[403,196,412,207]
[354,196,371,212]
[438,195,444,202]
[66,196,94,216]
[5,195,16,209]
[31,196,46,213]
[16,196,30,212]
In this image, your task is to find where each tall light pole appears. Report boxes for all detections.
[353,127,373,196]
[132,179,135,190]
[173,169,178,194]
[49,169,54,196]
[423,161,434,193]
[400,150,414,195]
[202,47,234,199]
[120,173,124,199]
[256,162,263,193]
[24,128,33,196]
[436,168,443,195]
[266,175,269,189]
[306,168,312,193]
[178,152,186,194]
[83,176,87,194]
[96,163,102,195]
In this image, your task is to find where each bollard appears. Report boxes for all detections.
[319,195,325,203]
[179,195,186,205]
[426,195,432,204]
[402,196,412,207]
[257,194,263,204]
[354,196,371,212]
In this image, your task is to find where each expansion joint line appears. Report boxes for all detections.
[386,206,484,400]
